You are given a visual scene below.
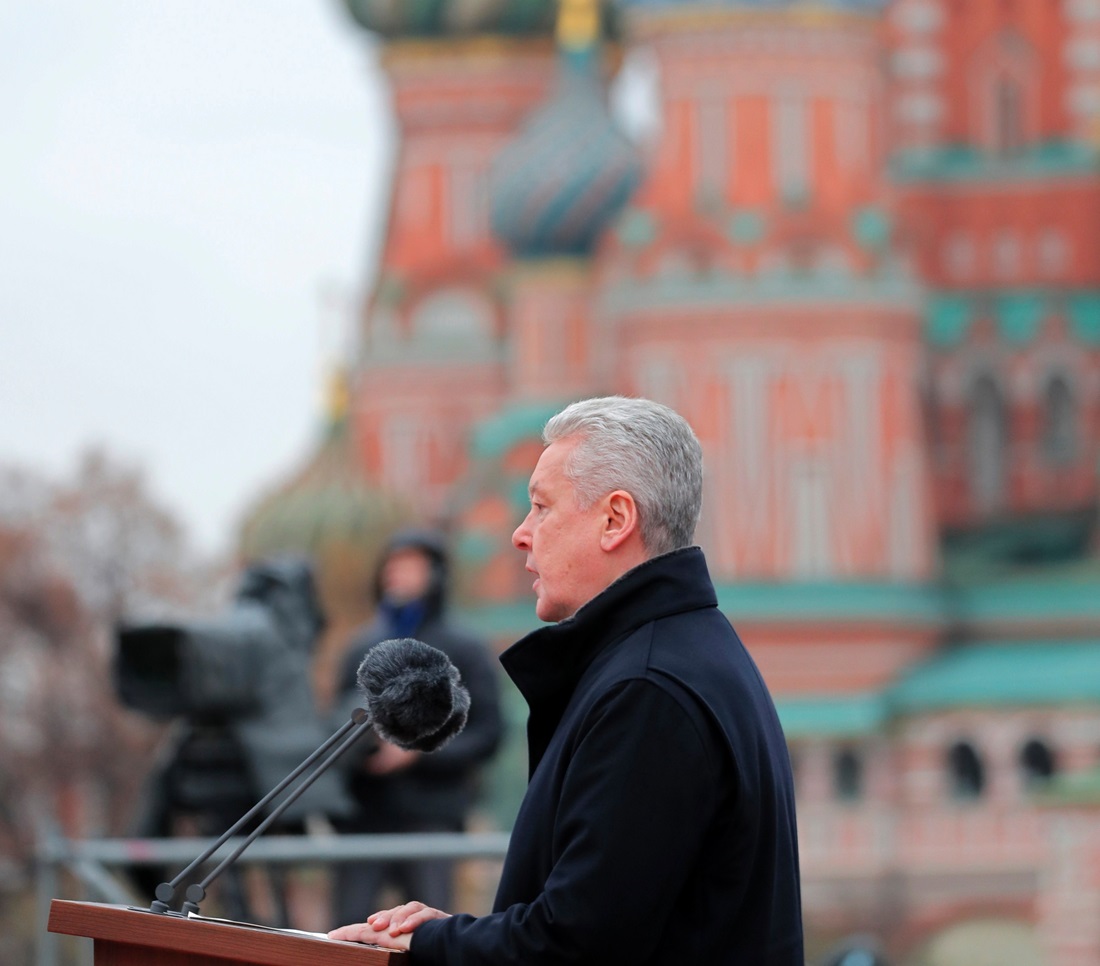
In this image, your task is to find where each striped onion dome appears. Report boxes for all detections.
[489,4,641,258]
[341,0,556,39]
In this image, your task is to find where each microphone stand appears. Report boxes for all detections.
[143,708,374,917]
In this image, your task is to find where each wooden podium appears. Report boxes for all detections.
[48,899,403,965]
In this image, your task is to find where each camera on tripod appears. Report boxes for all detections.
[115,556,353,826]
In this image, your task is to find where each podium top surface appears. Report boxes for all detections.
[48,899,403,966]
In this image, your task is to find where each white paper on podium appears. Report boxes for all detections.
[186,911,329,940]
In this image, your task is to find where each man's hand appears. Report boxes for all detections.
[328,901,451,949]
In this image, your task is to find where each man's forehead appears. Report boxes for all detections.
[528,441,570,496]
[527,470,552,498]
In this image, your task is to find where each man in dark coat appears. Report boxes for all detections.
[331,397,803,964]
[330,527,503,928]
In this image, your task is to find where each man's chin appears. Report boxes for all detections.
[535,598,559,623]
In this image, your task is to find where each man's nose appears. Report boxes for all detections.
[512,516,531,551]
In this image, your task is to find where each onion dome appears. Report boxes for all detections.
[237,370,411,563]
[489,0,641,258]
[341,0,557,39]
[237,371,416,707]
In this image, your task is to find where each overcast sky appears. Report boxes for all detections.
[1,1,393,556]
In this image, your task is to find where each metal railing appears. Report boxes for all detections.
[35,827,511,966]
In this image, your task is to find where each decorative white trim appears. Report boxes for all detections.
[1066,82,1100,115]
[773,87,809,200]
[1064,36,1100,71]
[891,0,945,35]
[695,90,729,198]
[895,92,945,124]
[893,46,945,81]
[1037,229,1071,279]
[992,231,1022,281]
[1066,0,1100,23]
[943,231,976,281]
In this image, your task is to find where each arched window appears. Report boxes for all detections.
[992,230,1021,279]
[947,741,985,800]
[943,230,975,280]
[1019,738,1057,788]
[1041,375,1077,465]
[410,289,494,343]
[833,748,864,802]
[967,375,1009,513]
[994,76,1024,155]
[971,29,1037,154]
[1037,228,1070,278]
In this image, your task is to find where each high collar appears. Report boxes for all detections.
[500,546,716,713]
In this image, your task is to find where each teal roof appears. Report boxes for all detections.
[926,294,971,347]
[1069,293,1100,345]
[713,580,946,624]
[470,400,564,460]
[778,639,1100,738]
[923,290,1098,348]
[891,639,1100,711]
[892,140,1100,183]
[461,572,1100,653]
[776,693,889,738]
[951,567,1100,626]
[458,570,1100,734]
[601,273,923,313]
[711,555,1100,632]
[998,292,1045,344]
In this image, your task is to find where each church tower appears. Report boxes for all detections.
[889,0,1100,555]
[490,0,641,402]
[341,1,560,520]
[603,0,939,592]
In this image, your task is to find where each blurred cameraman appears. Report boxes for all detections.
[330,528,503,928]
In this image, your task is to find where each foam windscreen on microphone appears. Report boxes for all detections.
[356,638,470,752]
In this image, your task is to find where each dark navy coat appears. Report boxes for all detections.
[412,547,803,965]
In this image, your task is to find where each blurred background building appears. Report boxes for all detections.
[234,0,1100,962]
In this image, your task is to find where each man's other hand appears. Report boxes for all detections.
[364,741,420,775]
[328,901,451,949]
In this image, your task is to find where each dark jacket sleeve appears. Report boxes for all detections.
[409,678,728,965]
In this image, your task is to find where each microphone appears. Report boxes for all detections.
[144,638,470,917]
[358,637,470,752]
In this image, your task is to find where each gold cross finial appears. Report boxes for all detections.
[556,0,599,52]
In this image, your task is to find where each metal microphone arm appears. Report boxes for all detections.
[147,708,373,916]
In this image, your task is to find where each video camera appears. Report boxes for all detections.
[115,556,352,825]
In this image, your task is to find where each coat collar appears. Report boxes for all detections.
[500,546,717,715]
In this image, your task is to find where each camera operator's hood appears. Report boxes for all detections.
[236,556,325,652]
[372,526,449,621]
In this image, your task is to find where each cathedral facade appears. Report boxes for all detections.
[329,0,1100,961]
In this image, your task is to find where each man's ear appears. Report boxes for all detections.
[600,490,639,552]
